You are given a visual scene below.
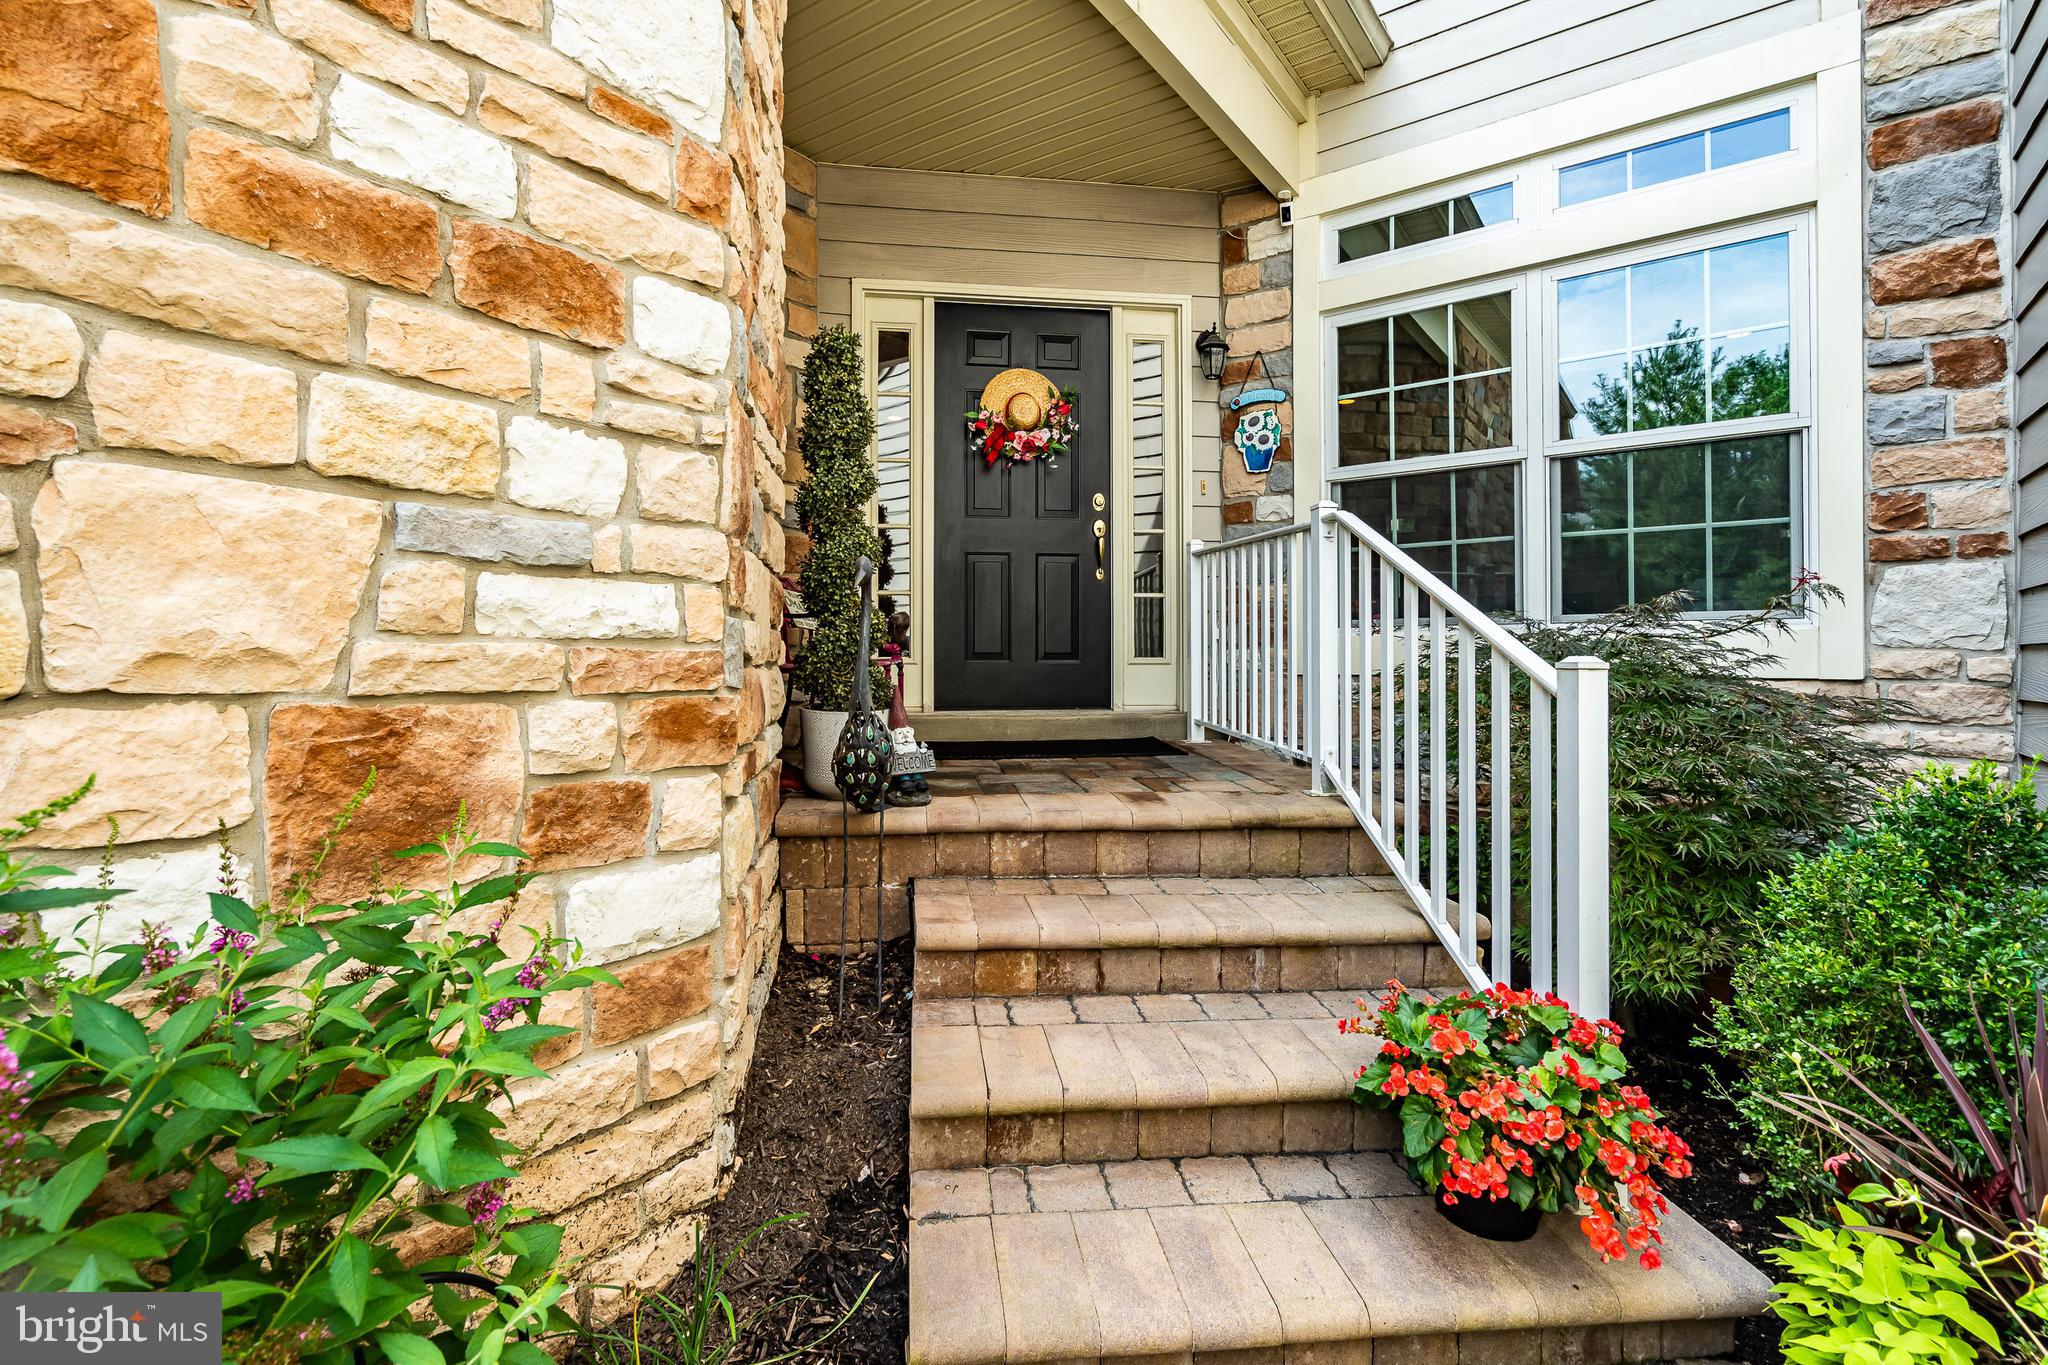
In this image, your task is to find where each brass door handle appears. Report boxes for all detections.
[1093,519,1106,569]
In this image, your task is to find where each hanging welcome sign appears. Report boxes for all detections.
[1231,389,1287,475]
[1230,350,1286,475]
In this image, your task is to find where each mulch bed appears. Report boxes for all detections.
[1627,1004,1793,1365]
[700,941,913,1362]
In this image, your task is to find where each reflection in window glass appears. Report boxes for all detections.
[1335,184,1512,263]
[1557,434,1794,613]
[1558,152,1626,206]
[873,328,914,656]
[1556,233,1791,440]
[1712,109,1791,168]
[1630,132,1705,189]
[1336,218,1392,262]
[1339,465,1518,613]
[1558,108,1791,206]
[1131,340,1168,659]
[1393,203,1450,248]
[1336,292,1514,466]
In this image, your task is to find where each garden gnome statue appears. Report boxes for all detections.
[885,651,933,807]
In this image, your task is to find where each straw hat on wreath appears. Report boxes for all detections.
[979,367,1059,430]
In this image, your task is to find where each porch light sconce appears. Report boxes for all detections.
[1195,327,1228,382]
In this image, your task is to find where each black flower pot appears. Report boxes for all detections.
[1434,1190,1542,1242]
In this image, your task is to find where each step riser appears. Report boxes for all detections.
[782,826,1390,952]
[915,944,1467,999]
[912,1102,1396,1171]
[904,1317,1740,1364]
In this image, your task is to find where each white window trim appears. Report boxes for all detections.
[1295,43,1865,679]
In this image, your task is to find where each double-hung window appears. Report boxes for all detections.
[1332,288,1522,613]
[1548,222,1807,616]
[1325,217,1810,621]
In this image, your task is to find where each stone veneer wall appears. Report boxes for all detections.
[1218,188,1296,536]
[0,0,791,1311]
[1859,0,2019,766]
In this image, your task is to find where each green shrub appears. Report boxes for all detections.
[0,780,611,1364]
[1767,1195,2002,1365]
[791,325,888,713]
[1508,588,1894,1005]
[1709,761,2048,1197]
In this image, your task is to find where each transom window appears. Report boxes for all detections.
[1335,183,1514,264]
[1327,218,1809,621]
[1558,108,1790,207]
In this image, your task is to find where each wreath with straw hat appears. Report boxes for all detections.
[966,367,1078,469]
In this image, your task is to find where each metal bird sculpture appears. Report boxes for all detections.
[832,557,892,1018]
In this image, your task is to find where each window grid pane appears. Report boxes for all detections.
[1338,464,1519,614]
[1556,233,1791,441]
[1557,435,1795,614]
[1337,292,1515,467]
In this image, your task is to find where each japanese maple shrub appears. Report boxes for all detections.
[1347,982,1693,1269]
[0,782,612,1365]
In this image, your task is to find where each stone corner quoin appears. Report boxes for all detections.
[0,0,793,1308]
[1859,0,2020,768]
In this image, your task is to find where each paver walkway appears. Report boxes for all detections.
[904,875,1773,1364]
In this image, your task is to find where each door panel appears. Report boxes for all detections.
[934,302,1113,709]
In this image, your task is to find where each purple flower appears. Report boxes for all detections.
[464,1179,507,1227]
[227,1173,256,1204]
[206,926,255,956]
[0,1043,34,1194]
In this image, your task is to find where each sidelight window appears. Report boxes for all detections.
[872,328,914,657]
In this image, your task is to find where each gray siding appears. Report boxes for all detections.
[2017,0,2048,759]
[1315,0,1820,173]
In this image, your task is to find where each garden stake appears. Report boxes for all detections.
[837,794,849,1021]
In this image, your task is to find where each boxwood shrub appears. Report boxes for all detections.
[1708,761,2048,1197]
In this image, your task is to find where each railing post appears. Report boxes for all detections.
[1185,539,1205,744]
[1308,502,1340,795]
[1555,655,1611,1021]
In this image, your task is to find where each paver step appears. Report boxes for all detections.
[906,1154,1773,1365]
[909,991,1395,1170]
[913,876,1476,999]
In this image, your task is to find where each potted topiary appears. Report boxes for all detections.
[792,325,890,797]
[1344,982,1690,1266]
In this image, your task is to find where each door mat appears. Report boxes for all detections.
[927,738,1182,760]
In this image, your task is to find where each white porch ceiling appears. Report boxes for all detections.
[785,0,1255,192]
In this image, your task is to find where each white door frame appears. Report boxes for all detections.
[849,279,1196,720]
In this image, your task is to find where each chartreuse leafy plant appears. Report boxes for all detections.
[1710,761,2048,1198]
[1346,982,1692,1268]
[1767,1193,2004,1365]
[0,777,614,1365]
[791,324,889,713]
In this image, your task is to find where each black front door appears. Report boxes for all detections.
[933,303,1113,710]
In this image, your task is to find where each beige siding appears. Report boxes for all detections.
[815,164,1229,539]
[1316,0,1820,173]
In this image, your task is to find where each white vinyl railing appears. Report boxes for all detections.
[1184,520,1310,762]
[1187,500,1612,1019]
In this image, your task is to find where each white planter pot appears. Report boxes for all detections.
[801,707,850,798]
